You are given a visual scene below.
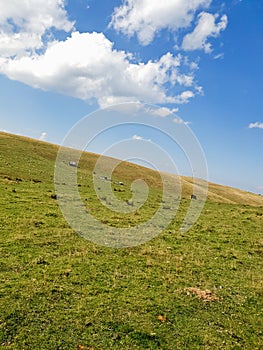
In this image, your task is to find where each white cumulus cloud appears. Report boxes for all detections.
[110,0,212,45]
[0,1,218,108]
[182,12,228,53]
[0,0,73,57]
[0,31,198,107]
[248,122,263,129]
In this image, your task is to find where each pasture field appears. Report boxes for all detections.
[0,132,262,349]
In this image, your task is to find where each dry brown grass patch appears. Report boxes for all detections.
[185,287,219,302]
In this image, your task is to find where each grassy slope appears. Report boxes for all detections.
[0,132,262,349]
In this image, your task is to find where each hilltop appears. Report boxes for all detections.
[0,131,262,207]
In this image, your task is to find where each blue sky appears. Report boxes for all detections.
[0,0,262,194]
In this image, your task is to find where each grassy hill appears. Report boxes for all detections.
[0,132,262,349]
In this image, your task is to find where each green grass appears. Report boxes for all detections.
[0,132,262,349]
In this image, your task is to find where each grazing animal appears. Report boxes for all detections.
[69,161,78,167]
[191,194,197,200]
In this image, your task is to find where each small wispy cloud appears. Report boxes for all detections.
[39,132,47,141]
[132,134,143,140]
[132,134,151,142]
[213,53,224,60]
[0,128,8,133]
[248,122,263,129]
[173,117,191,125]
[147,107,179,118]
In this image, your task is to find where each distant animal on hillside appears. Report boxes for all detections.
[191,194,197,200]
[69,161,78,167]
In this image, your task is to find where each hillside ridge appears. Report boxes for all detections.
[1,131,262,207]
